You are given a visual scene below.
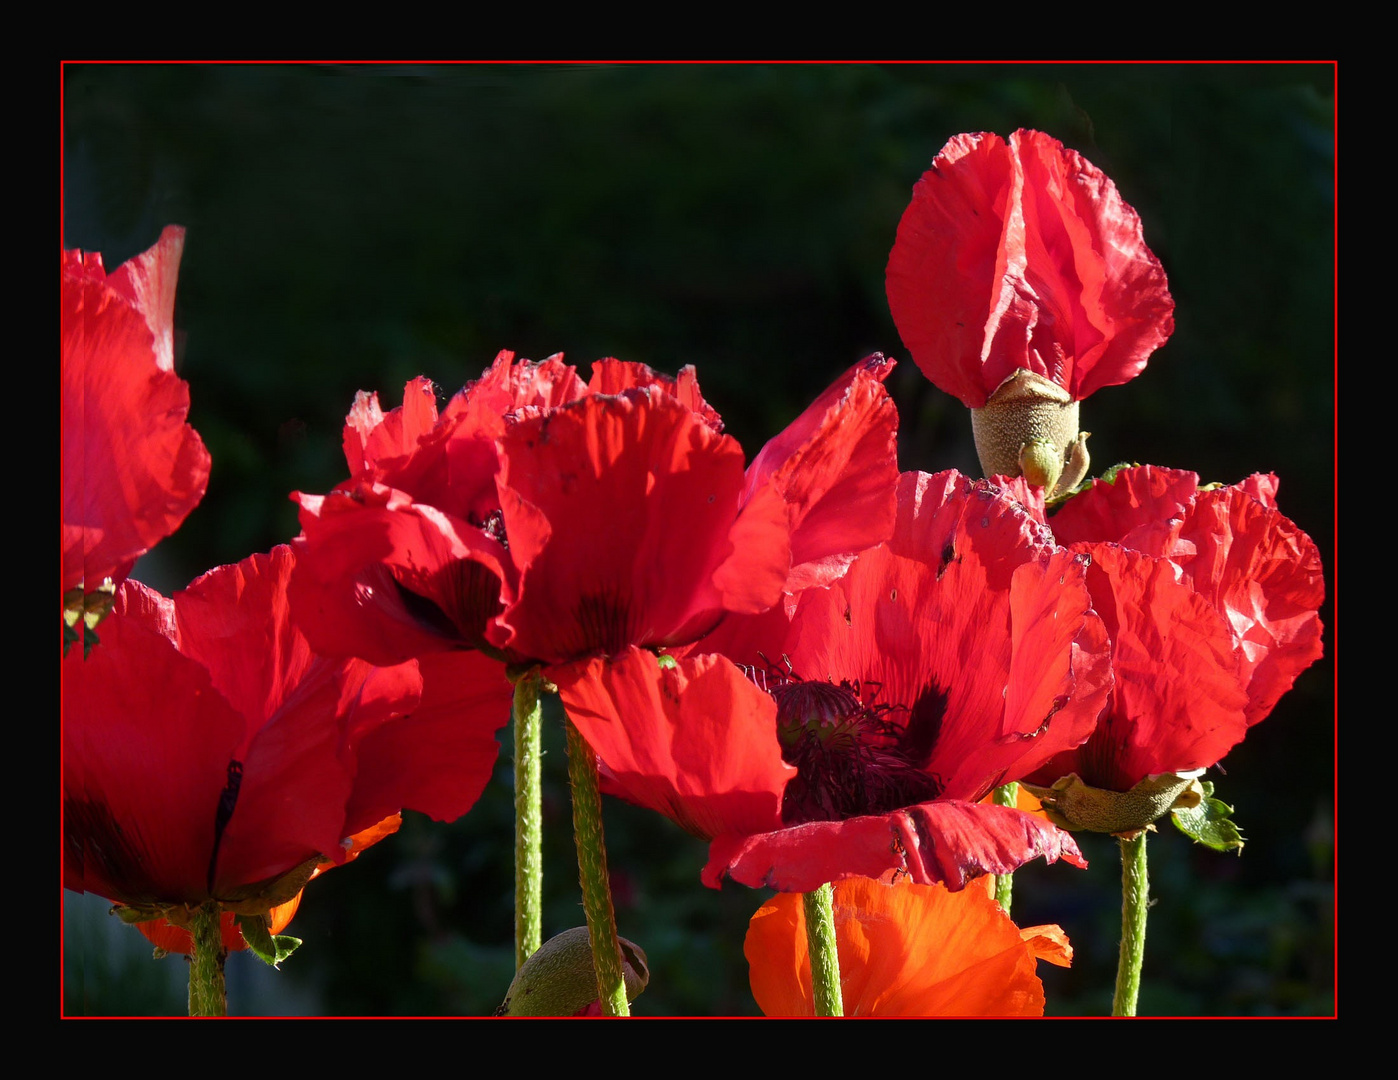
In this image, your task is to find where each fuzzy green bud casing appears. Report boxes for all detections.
[497,926,649,1016]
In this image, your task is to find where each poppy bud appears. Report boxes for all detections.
[496,926,649,1016]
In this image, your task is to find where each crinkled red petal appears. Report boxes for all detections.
[885,130,1172,407]
[786,472,1109,802]
[706,799,1084,893]
[1033,543,1250,790]
[742,355,900,593]
[1176,482,1324,725]
[493,391,785,662]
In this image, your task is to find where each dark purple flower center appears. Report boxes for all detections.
[762,667,944,825]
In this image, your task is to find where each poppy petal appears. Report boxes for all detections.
[746,876,1064,1016]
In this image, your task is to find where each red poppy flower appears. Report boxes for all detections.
[745,875,1071,1017]
[62,546,511,933]
[61,226,210,601]
[1023,466,1324,799]
[886,130,1174,409]
[291,351,898,669]
[555,470,1113,894]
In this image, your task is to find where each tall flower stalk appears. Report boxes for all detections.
[566,719,629,1017]
[512,671,544,968]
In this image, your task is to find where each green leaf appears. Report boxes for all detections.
[235,914,302,968]
[1170,780,1245,853]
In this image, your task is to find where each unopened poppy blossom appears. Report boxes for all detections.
[61,226,210,609]
[1020,466,1324,830]
[885,130,1174,488]
[555,470,1114,894]
[62,546,512,945]
[745,875,1070,1017]
[291,351,899,670]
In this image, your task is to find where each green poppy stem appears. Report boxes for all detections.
[1112,829,1150,1017]
[991,781,1018,914]
[187,904,228,1017]
[803,883,844,1017]
[513,672,544,970]
[564,716,629,1017]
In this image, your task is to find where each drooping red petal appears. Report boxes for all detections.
[886,130,1173,407]
[746,876,1060,1016]
[555,647,792,841]
[61,226,210,595]
[706,799,1084,893]
[491,391,787,662]
[741,354,900,594]
[340,650,511,833]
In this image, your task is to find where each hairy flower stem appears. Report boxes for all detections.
[187,904,228,1017]
[991,782,1018,914]
[513,672,544,970]
[803,884,844,1017]
[565,717,629,1017]
[1113,830,1149,1017]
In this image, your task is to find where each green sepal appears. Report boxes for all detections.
[112,903,166,925]
[1170,780,1245,853]
[235,914,302,968]
[1098,461,1139,486]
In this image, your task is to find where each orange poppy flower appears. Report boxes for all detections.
[746,875,1070,1017]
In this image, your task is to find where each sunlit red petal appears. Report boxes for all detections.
[1032,544,1249,790]
[742,354,900,593]
[61,226,210,594]
[1048,465,1201,553]
[886,130,1172,407]
[706,799,1084,893]
[1174,482,1325,725]
[168,549,420,893]
[587,358,723,432]
[555,648,792,840]
[746,876,1062,1016]
[785,472,1110,802]
[492,391,786,662]
[342,377,441,481]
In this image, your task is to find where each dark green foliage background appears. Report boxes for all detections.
[62,63,1334,1017]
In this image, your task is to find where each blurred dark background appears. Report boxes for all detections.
[62,63,1334,1017]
